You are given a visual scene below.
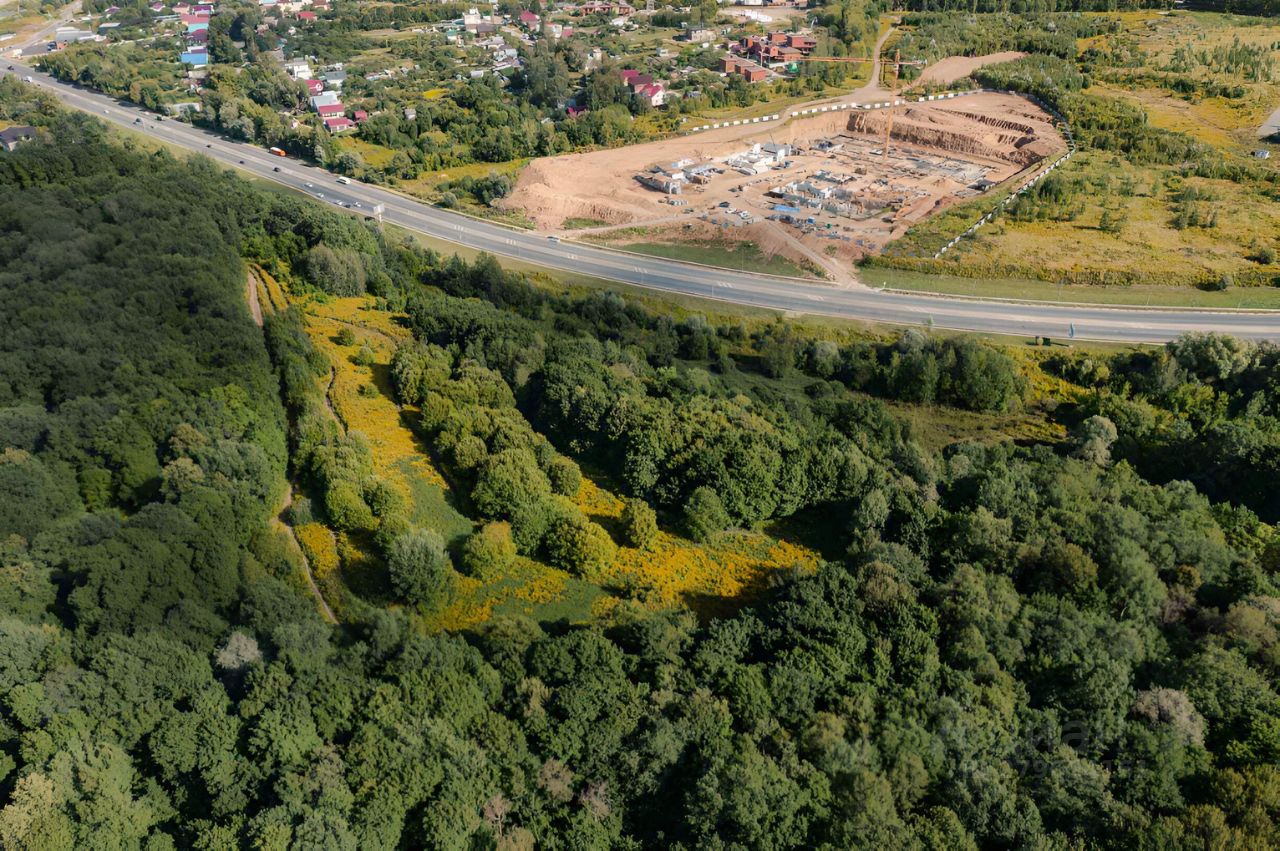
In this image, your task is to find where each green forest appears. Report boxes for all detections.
[2,80,1280,848]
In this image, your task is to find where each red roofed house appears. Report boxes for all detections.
[297,10,316,20]
[186,27,209,42]
[191,3,214,12]
[173,1,191,12]
[352,109,368,123]
[305,79,324,95]
[518,10,539,28]
[316,102,344,117]
[620,70,665,106]
[322,116,354,133]
[620,69,651,89]
[180,13,210,24]
[636,83,665,107]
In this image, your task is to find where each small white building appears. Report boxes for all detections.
[283,57,313,79]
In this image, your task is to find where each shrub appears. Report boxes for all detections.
[546,456,583,497]
[324,480,375,532]
[684,486,729,543]
[461,521,517,577]
[544,515,617,579]
[387,527,453,606]
[471,448,551,519]
[620,498,658,550]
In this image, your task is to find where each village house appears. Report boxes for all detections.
[52,28,99,49]
[579,1,633,16]
[309,91,340,110]
[621,69,666,107]
[283,57,312,79]
[722,56,768,82]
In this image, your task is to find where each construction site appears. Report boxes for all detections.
[503,90,1065,277]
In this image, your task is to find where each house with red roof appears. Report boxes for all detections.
[620,70,665,106]
[304,78,324,95]
[322,116,354,133]
[316,102,344,117]
[636,83,665,106]
[297,10,316,21]
[352,109,368,123]
[619,69,651,88]
[517,10,539,28]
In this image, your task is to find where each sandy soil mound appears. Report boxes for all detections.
[845,94,1058,167]
[916,51,1027,86]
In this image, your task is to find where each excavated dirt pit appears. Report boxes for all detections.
[502,92,1064,270]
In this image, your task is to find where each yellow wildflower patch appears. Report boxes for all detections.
[601,529,820,614]
[295,522,340,580]
[302,298,448,495]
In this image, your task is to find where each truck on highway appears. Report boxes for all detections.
[269,146,286,157]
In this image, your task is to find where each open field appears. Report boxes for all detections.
[919,148,1280,287]
[1087,11,1280,147]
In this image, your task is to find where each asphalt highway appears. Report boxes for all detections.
[6,62,1279,344]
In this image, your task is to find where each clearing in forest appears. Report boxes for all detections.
[290,292,825,630]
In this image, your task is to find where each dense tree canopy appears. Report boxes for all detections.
[2,86,1279,850]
